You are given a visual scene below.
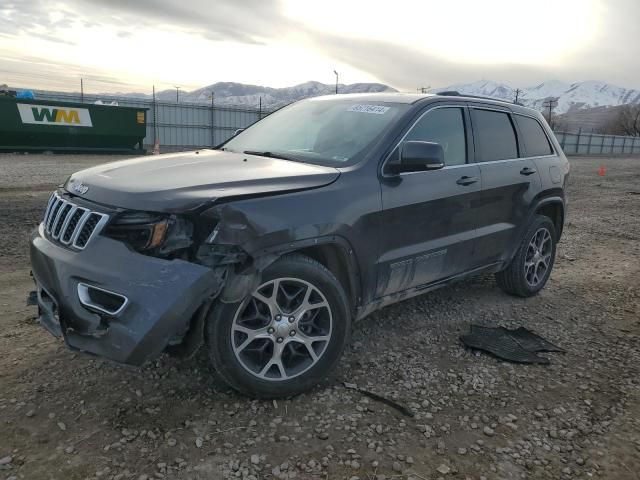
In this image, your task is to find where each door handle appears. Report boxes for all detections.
[520,167,537,176]
[456,176,479,186]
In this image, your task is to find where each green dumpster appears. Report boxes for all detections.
[0,97,147,153]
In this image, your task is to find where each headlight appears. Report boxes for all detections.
[104,211,189,253]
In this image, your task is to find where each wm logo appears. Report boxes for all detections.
[32,107,81,124]
[17,103,93,127]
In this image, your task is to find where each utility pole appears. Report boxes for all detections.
[334,70,339,94]
[259,96,262,119]
[210,91,215,147]
[417,86,431,94]
[174,86,181,103]
[542,99,558,127]
[80,78,84,103]
[514,88,521,104]
[152,85,159,154]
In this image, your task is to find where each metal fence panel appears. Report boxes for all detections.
[25,91,640,156]
[554,130,640,156]
[37,92,264,152]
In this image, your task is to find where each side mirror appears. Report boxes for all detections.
[234,128,245,136]
[389,141,445,174]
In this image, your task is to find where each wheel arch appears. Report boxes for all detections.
[270,236,361,316]
[532,196,565,240]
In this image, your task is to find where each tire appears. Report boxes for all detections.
[205,254,351,398]
[496,215,557,297]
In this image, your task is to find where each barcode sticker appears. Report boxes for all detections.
[347,104,390,114]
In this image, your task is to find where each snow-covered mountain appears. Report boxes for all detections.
[431,80,640,114]
[152,81,396,108]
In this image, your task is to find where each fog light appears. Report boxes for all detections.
[77,283,128,316]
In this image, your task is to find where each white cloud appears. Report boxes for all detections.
[1,0,638,93]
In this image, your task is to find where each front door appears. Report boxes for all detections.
[376,106,482,297]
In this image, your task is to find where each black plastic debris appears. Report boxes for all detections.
[460,325,565,364]
[343,382,415,417]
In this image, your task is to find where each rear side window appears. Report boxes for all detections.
[404,107,467,166]
[471,109,518,162]
[516,115,553,157]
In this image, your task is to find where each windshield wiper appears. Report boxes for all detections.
[243,150,299,162]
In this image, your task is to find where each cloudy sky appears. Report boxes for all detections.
[1,0,639,94]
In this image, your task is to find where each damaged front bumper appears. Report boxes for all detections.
[29,224,222,366]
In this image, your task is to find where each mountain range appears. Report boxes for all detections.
[141,79,640,116]
[430,79,640,114]
[148,81,395,108]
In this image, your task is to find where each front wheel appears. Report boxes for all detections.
[206,254,351,398]
[496,215,557,297]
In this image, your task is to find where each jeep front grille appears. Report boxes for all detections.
[42,193,109,250]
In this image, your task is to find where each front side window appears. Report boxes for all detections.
[403,107,467,166]
[471,109,518,162]
[516,115,554,157]
[223,98,408,166]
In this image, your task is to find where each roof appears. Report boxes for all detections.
[310,92,434,104]
[308,92,543,116]
[312,91,515,106]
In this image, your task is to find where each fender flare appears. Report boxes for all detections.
[504,195,565,265]
[528,195,565,237]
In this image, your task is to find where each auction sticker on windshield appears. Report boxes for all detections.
[347,104,390,114]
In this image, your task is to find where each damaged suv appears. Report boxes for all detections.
[30,93,569,397]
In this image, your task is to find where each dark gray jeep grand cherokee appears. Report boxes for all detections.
[30,93,569,397]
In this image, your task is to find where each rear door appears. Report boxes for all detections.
[469,106,542,267]
[376,105,482,297]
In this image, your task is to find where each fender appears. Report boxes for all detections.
[507,194,565,263]
[529,195,565,236]
[261,235,361,313]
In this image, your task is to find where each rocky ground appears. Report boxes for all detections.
[0,153,639,480]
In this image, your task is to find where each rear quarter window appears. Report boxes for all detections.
[471,109,518,162]
[516,115,554,157]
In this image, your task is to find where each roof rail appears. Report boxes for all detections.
[435,90,517,104]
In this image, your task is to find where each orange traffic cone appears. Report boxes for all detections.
[598,165,606,176]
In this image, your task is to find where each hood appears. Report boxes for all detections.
[64,150,340,212]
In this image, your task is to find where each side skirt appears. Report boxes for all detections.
[355,262,503,321]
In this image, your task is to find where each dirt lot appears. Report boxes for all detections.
[1,153,639,480]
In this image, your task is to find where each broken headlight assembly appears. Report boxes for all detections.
[104,211,193,255]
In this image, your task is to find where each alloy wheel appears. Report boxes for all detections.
[231,278,333,381]
[524,227,553,287]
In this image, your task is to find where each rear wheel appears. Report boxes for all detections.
[496,215,557,297]
[206,254,350,398]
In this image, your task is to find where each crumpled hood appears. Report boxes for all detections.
[64,150,340,212]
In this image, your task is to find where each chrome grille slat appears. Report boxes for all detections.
[69,210,92,245]
[40,193,109,250]
[61,208,86,244]
[43,194,56,226]
[52,204,72,239]
[56,205,77,242]
[47,199,64,233]
[47,196,62,233]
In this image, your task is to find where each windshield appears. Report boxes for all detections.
[222,97,408,166]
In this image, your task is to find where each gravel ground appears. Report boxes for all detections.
[0,153,639,480]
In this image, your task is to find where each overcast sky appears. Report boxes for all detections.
[1,0,639,93]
